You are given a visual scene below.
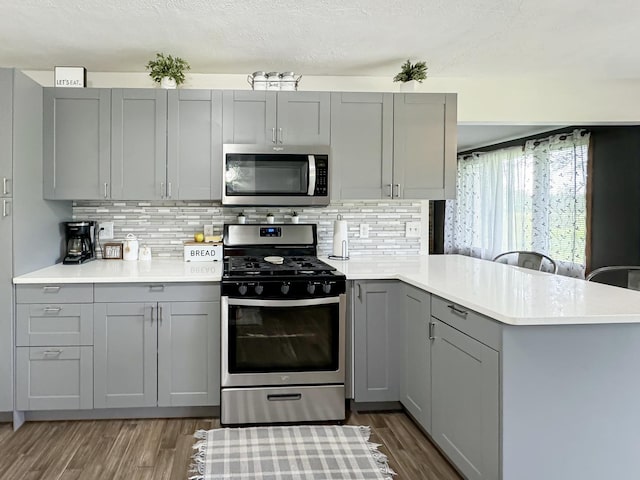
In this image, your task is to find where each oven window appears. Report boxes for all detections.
[225,154,309,196]
[228,303,339,373]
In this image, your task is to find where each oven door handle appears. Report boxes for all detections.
[307,155,316,196]
[225,296,341,307]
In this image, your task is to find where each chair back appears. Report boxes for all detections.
[492,251,558,274]
[585,266,640,290]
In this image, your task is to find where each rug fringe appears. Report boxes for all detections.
[189,435,208,480]
[357,425,397,477]
[193,429,208,440]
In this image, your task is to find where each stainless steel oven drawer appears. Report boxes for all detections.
[221,385,345,425]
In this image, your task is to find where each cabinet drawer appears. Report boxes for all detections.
[16,304,93,346]
[94,282,220,303]
[16,284,93,304]
[16,346,93,410]
[431,296,502,351]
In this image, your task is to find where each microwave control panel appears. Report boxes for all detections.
[315,156,328,196]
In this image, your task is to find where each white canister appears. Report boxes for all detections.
[123,233,139,261]
[280,72,296,91]
[266,72,280,91]
[139,245,152,261]
[250,71,267,90]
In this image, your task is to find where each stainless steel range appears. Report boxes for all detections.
[220,223,346,425]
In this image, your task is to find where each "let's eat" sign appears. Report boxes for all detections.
[54,66,87,88]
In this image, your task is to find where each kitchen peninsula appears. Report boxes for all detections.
[13,254,640,480]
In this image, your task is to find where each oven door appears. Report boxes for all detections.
[221,295,346,387]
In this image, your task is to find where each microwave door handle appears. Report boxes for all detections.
[307,155,316,196]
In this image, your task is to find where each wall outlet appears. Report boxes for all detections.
[100,222,114,240]
[405,221,421,238]
[203,224,215,237]
[359,224,370,238]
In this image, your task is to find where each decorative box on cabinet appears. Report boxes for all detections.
[15,284,94,410]
[222,90,330,145]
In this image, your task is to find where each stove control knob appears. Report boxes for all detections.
[307,283,316,295]
[281,283,290,295]
[322,282,332,294]
[238,284,248,296]
[254,284,264,295]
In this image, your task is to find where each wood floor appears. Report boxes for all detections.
[0,411,462,480]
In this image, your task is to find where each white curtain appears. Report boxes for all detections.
[445,129,589,278]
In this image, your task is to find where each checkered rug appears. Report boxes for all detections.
[189,425,396,479]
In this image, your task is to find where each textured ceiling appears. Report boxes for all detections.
[1,0,639,78]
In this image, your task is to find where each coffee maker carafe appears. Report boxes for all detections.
[63,221,96,265]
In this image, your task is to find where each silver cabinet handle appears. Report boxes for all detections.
[167,182,172,198]
[267,393,302,401]
[2,177,8,195]
[272,127,276,143]
[43,286,61,293]
[150,306,155,324]
[278,127,283,144]
[43,349,62,357]
[43,306,62,313]
[160,182,165,199]
[158,306,163,325]
[386,184,393,198]
[447,304,468,317]
[429,322,436,340]
[393,184,400,198]
[103,182,108,198]
[2,199,9,217]
[356,283,362,301]
[149,285,165,292]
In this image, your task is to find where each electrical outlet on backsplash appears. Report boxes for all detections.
[72,200,432,258]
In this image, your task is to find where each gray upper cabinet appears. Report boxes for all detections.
[431,320,500,480]
[330,93,393,200]
[167,90,223,200]
[393,93,457,199]
[399,284,432,431]
[43,88,111,200]
[111,89,167,200]
[222,91,330,145]
[353,280,399,403]
[0,70,12,198]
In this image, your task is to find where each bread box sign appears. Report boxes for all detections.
[183,242,222,262]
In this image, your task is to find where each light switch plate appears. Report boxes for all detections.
[100,222,114,240]
[405,221,421,238]
[359,224,370,238]
[204,224,215,237]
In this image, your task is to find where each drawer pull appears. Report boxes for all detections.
[43,349,62,357]
[429,322,436,340]
[447,304,468,317]
[267,393,302,402]
[43,306,62,313]
[42,286,61,293]
[149,285,165,292]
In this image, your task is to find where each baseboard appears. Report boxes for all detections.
[349,400,403,412]
[0,411,12,422]
[22,406,219,422]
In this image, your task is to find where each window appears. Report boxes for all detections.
[445,130,589,278]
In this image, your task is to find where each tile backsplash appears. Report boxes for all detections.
[73,201,429,258]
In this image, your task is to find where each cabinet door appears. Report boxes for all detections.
[16,346,93,410]
[0,69,12,198]
[167,90,223,200]
[222,91,277,144]
[432,320,499,480]
[276,92,330,145]
[158,301,220,407]
[93,302,157,408]
[330,93,393,200]
[353,281,399,402]
[16,303,93,347]
[400,285,431,431]
[393,93,457,199]
[111,89,167,200]
[43,88,111,199]
[0,200,11,411]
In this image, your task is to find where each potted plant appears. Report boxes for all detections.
[236,212,246,224]
[393,59,428,91]
[146,52,191,89]
[266,213,275,224]
[290,211,299,224]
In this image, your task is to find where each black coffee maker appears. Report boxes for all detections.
[63,221,96,265]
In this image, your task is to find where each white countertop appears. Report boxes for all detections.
[322,254,640,326]
[13,259,223,284]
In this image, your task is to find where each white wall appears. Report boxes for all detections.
[24,70,640,124]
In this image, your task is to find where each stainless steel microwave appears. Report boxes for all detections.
[222,144,330,206]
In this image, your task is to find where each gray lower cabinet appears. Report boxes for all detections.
[330,92,393,200]
[222,90,330,145]
[431,307,500,480]
[399,284,431,431]
[43,88,111,200]
[393,93,457,199]
[353,280,399,402]
[15,284,95,411]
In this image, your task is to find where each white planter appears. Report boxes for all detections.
[399,80,418,92]
[160,76,177,89]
